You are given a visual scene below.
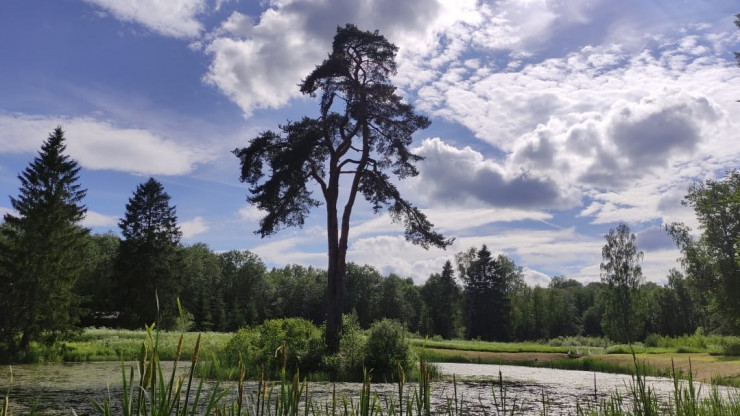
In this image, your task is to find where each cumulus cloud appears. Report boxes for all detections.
[345,226,608,284]
[181,216,209,238]
[414,138,580,210]
[202,0,479,117]
[0,114,211,175]
[83,211,118,228]
[238,205,264,222]
[82,0,206,38]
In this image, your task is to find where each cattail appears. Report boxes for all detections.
[174,334,184,362]
[192,333,201,364]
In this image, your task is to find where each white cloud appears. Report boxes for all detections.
[181,216,209,238]
[404,20,739,225]
[83,211,118,228]
[202,0,479,117]
[0,113,212,175]
[238,205,264,222]
[82,0,206,38]
[414,138,581,210]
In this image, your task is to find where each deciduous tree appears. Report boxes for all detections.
[234,25,452,351]
[600,223,644,343]
[668,170,740,332]
[0,127,88,353]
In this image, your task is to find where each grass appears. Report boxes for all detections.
[409,338,574,354]
[419,348,667,378]
[60,328,231,362]
[410,333,740,357]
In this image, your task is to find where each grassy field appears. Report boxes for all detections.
[410,336,740,386]
[60,328,231,362]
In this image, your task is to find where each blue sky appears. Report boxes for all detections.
[1,0,739,285]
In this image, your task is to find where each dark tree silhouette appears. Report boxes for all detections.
[115,177,182,328]
[0,127,88,353]
[234,24,452,352]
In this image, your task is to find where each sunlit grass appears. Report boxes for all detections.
[61,328,231,362]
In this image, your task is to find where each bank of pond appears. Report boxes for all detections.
[4,326,740,415]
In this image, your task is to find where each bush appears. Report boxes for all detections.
[644,333,660,348]
[322,313,366,381]
[364,319,412,381]
[219,318,325,378]
[722,338,740,356]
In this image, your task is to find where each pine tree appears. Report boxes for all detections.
[115,177,182,328]
[234,25,452,352]
[0,127,88,353]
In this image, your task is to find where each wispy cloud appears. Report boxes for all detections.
[0,114,213,176]
[82,0,206,38]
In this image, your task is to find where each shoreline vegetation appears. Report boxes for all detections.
[6,327,740,385]
[4,328,740,415]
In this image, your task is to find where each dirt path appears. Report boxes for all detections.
[428,348,740,383]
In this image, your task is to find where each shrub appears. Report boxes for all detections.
[322,313,366,380]
[643,333,660,348]
[219,318,325,378]
[364,319,412,381]
[722,338,740,356]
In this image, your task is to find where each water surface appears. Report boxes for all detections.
[1,362,736,415]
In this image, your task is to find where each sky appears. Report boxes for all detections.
[1,0,739,286]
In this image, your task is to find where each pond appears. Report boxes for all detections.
[0,362,736,415]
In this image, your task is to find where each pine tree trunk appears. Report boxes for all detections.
[325,248,346,354]
[325,190,344,354]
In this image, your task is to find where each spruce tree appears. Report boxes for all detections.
[115,177,182,328]
[0,127,88,354]
[464,246,521,341]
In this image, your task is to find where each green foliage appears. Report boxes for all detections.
[720,338,740,356]
[669,170,740,333]
[115,178,182,329]
[600,223,645,343]
[219,318,325,378]
[420,261,462,339]
[77,232,121,327]
[462,246,523,342]
[0,127,88,356]
[322,313,367,380]
[364,319,412,381]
